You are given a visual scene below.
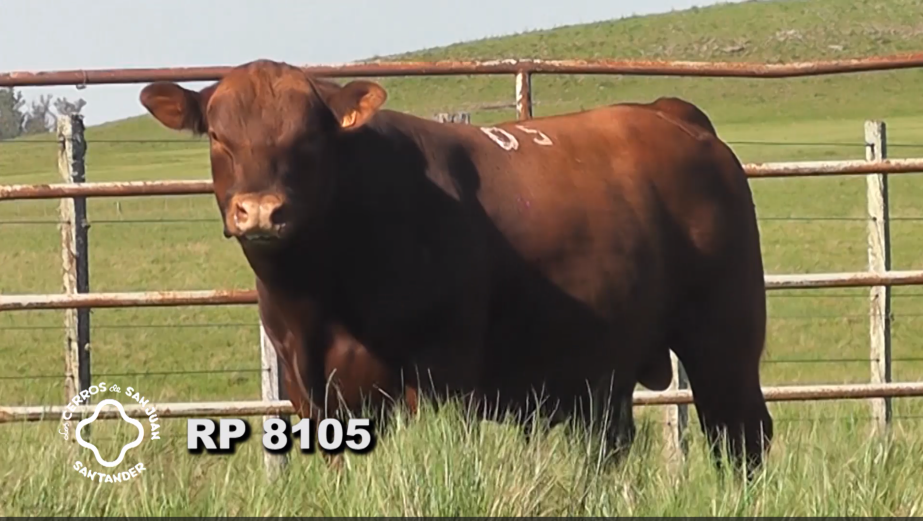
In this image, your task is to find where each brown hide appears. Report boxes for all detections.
[139,59,772,476]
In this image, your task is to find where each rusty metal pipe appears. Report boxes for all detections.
[3,160,922,201]
[745,158,923,177]
[0,290,257,311]
[3,382,923,422]
[3,270,923,311]
[632,381,923,406]
[764,270,923,289]
[3,53,923,87]
[0,180,215,200]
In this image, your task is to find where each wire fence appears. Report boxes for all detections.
[3,57,923,482]
[4,132,923,381]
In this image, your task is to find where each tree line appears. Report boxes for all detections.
[0,86,87,140]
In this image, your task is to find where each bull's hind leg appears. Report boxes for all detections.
[670,276,773,479]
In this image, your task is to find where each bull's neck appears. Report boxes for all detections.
[331,111,432,187]
[239,240,293,284]
[239,112,450,299]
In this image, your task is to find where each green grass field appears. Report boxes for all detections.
[2,401,923,516]
[3,0,923,515]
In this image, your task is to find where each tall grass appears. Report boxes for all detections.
[1,399,920,516]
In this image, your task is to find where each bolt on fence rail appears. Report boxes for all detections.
[4,54,923,478]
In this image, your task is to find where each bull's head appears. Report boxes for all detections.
[139,59,387,247]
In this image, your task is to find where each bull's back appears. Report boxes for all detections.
[460,109,647,264]
[458,101,753,294]
[626,97,718,136]
[462,101,737,229]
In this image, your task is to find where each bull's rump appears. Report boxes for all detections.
[455,104,757,394]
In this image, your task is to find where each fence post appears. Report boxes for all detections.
[515,71,533,120]
[663,351,689,469]
[865,120,892,431]
[260,320,289,479]
[57,114,90,439]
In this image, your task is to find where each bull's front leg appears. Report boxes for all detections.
[320,324,422,451]
[272,320,412,469]
[257,290,345,469]
[271,319,359,470]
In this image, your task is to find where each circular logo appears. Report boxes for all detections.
[58,382,161,483]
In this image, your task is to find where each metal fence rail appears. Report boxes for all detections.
[4,270,923,311]
[3,158,923,202]
[5,382,923,423]
[4,52,923,87]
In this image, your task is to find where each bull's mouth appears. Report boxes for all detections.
[231,225,292,247]
[240,234,276,242]
[223,216,289,243]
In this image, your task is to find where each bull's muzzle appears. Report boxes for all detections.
[224,192,289,241]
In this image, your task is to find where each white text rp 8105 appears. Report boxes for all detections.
[186,417,377,455]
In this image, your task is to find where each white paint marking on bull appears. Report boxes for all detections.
[479,127,519,151]
[515,125,553,146]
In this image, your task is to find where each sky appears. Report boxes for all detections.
[0,0,745,126]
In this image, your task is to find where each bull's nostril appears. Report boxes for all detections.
[229,195,284,239]
[233,202,250,228]
[269,203,288,227]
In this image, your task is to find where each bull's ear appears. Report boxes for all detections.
[325,80,387,131]
[139,82,213,135]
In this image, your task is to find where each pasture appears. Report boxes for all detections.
[3,0,923,515]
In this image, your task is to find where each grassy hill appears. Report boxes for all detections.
[3,0,923,514]
[377,0,923,126]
